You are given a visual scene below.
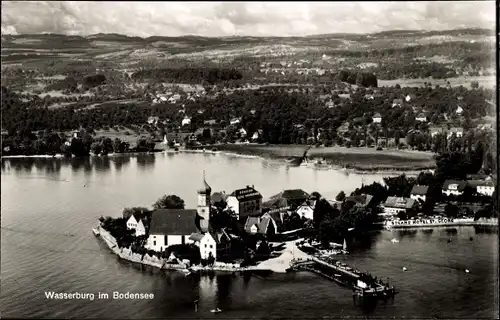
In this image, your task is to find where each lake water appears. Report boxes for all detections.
[1,153,498,319]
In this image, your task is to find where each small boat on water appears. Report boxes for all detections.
[391,238,400,243]
[342,238,349,254]
[402,267,407,271]
[92,226,100,236]
[210,308,222,313]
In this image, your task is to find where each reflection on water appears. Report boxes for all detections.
[395,229,418,238]
[136,154,156,170]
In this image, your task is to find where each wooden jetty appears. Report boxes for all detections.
[291,257,397,301]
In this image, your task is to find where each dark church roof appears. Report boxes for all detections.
[149,209,198,235]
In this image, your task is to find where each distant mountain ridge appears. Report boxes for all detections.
[2,27,494,43]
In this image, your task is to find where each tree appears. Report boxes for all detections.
[336,191,346,202]
[90,142,102,155]
[122,207,150,220]
[444,203,459,219]
[153,194,186,209]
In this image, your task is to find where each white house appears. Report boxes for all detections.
[296,199,316,220]
[226,185,263,220]
[372,113,382,123]
[239,128,247,137]
[442,180,467,196]
[456,106,463,114]
[467,180,495,197]
[189,232,217,260]
[145,209,198,252]
[410,185,429,202]
[181,117,191,126]
[126,215,147,237]
[415,113,427,122]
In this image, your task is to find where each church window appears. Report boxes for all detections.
[209,245,213,249]
[153,241,156,246]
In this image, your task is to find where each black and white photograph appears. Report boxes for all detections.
[1,1,498,319]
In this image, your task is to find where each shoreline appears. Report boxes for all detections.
[1,147,435,174]
[96,226,308,274]
[385,218,498,230]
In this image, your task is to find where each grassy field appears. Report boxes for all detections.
[215,144,436,171]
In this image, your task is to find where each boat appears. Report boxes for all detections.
[210,308,222,313]
[391,238,400,243]
[92,226,100,236]
[342,238,349,254]
[465,269,470,273]
[402,267,407,271]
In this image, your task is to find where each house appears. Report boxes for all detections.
[447,127,464,139]
[189,229,231,261]
[181,117,191,126]
[456,106,463,114]
[345,194,374,208]
[145,209,198,251]
[230,117,241,125]
[364,94,374,100]
[226,185,263,220]
[325,100,335,108]
[467,180,495,197]
[410,185,429,202]
[381,197,417,216]
[126,214,147,237]
[415,113,427,122]
[392,99,403,107]
[263,189,310,213]
[372,113,382,123]
[250,109,256,115]
[429,126,446,138]
[145,173,213,252]
[442,180,467,196]
[244,216,276,236]
[147,116,159,125]
[296,199,316,220]
[188,232,216,260]
[239,128,247,137]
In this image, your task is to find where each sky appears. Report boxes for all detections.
[1,1,496,37]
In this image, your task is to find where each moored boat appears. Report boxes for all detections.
[92,226,100,236]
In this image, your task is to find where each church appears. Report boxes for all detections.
[145,172,229,261]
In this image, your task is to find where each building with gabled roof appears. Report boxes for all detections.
[262,189,310,215]
[126,214,147,237]
[145,209,198,251]
[410,185,429,202]
[244,216,276,236]
[442,180,467,196]
[345,194,374,208]
[145,172,213,252]
[381,197,417,216]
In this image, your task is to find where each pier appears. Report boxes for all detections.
[291,257,397,300]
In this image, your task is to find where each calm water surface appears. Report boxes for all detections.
[1,153,498,319]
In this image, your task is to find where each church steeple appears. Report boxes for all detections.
[197,170,211,233]
[198,170,212,195]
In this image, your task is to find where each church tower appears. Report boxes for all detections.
[197,170,211,233]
